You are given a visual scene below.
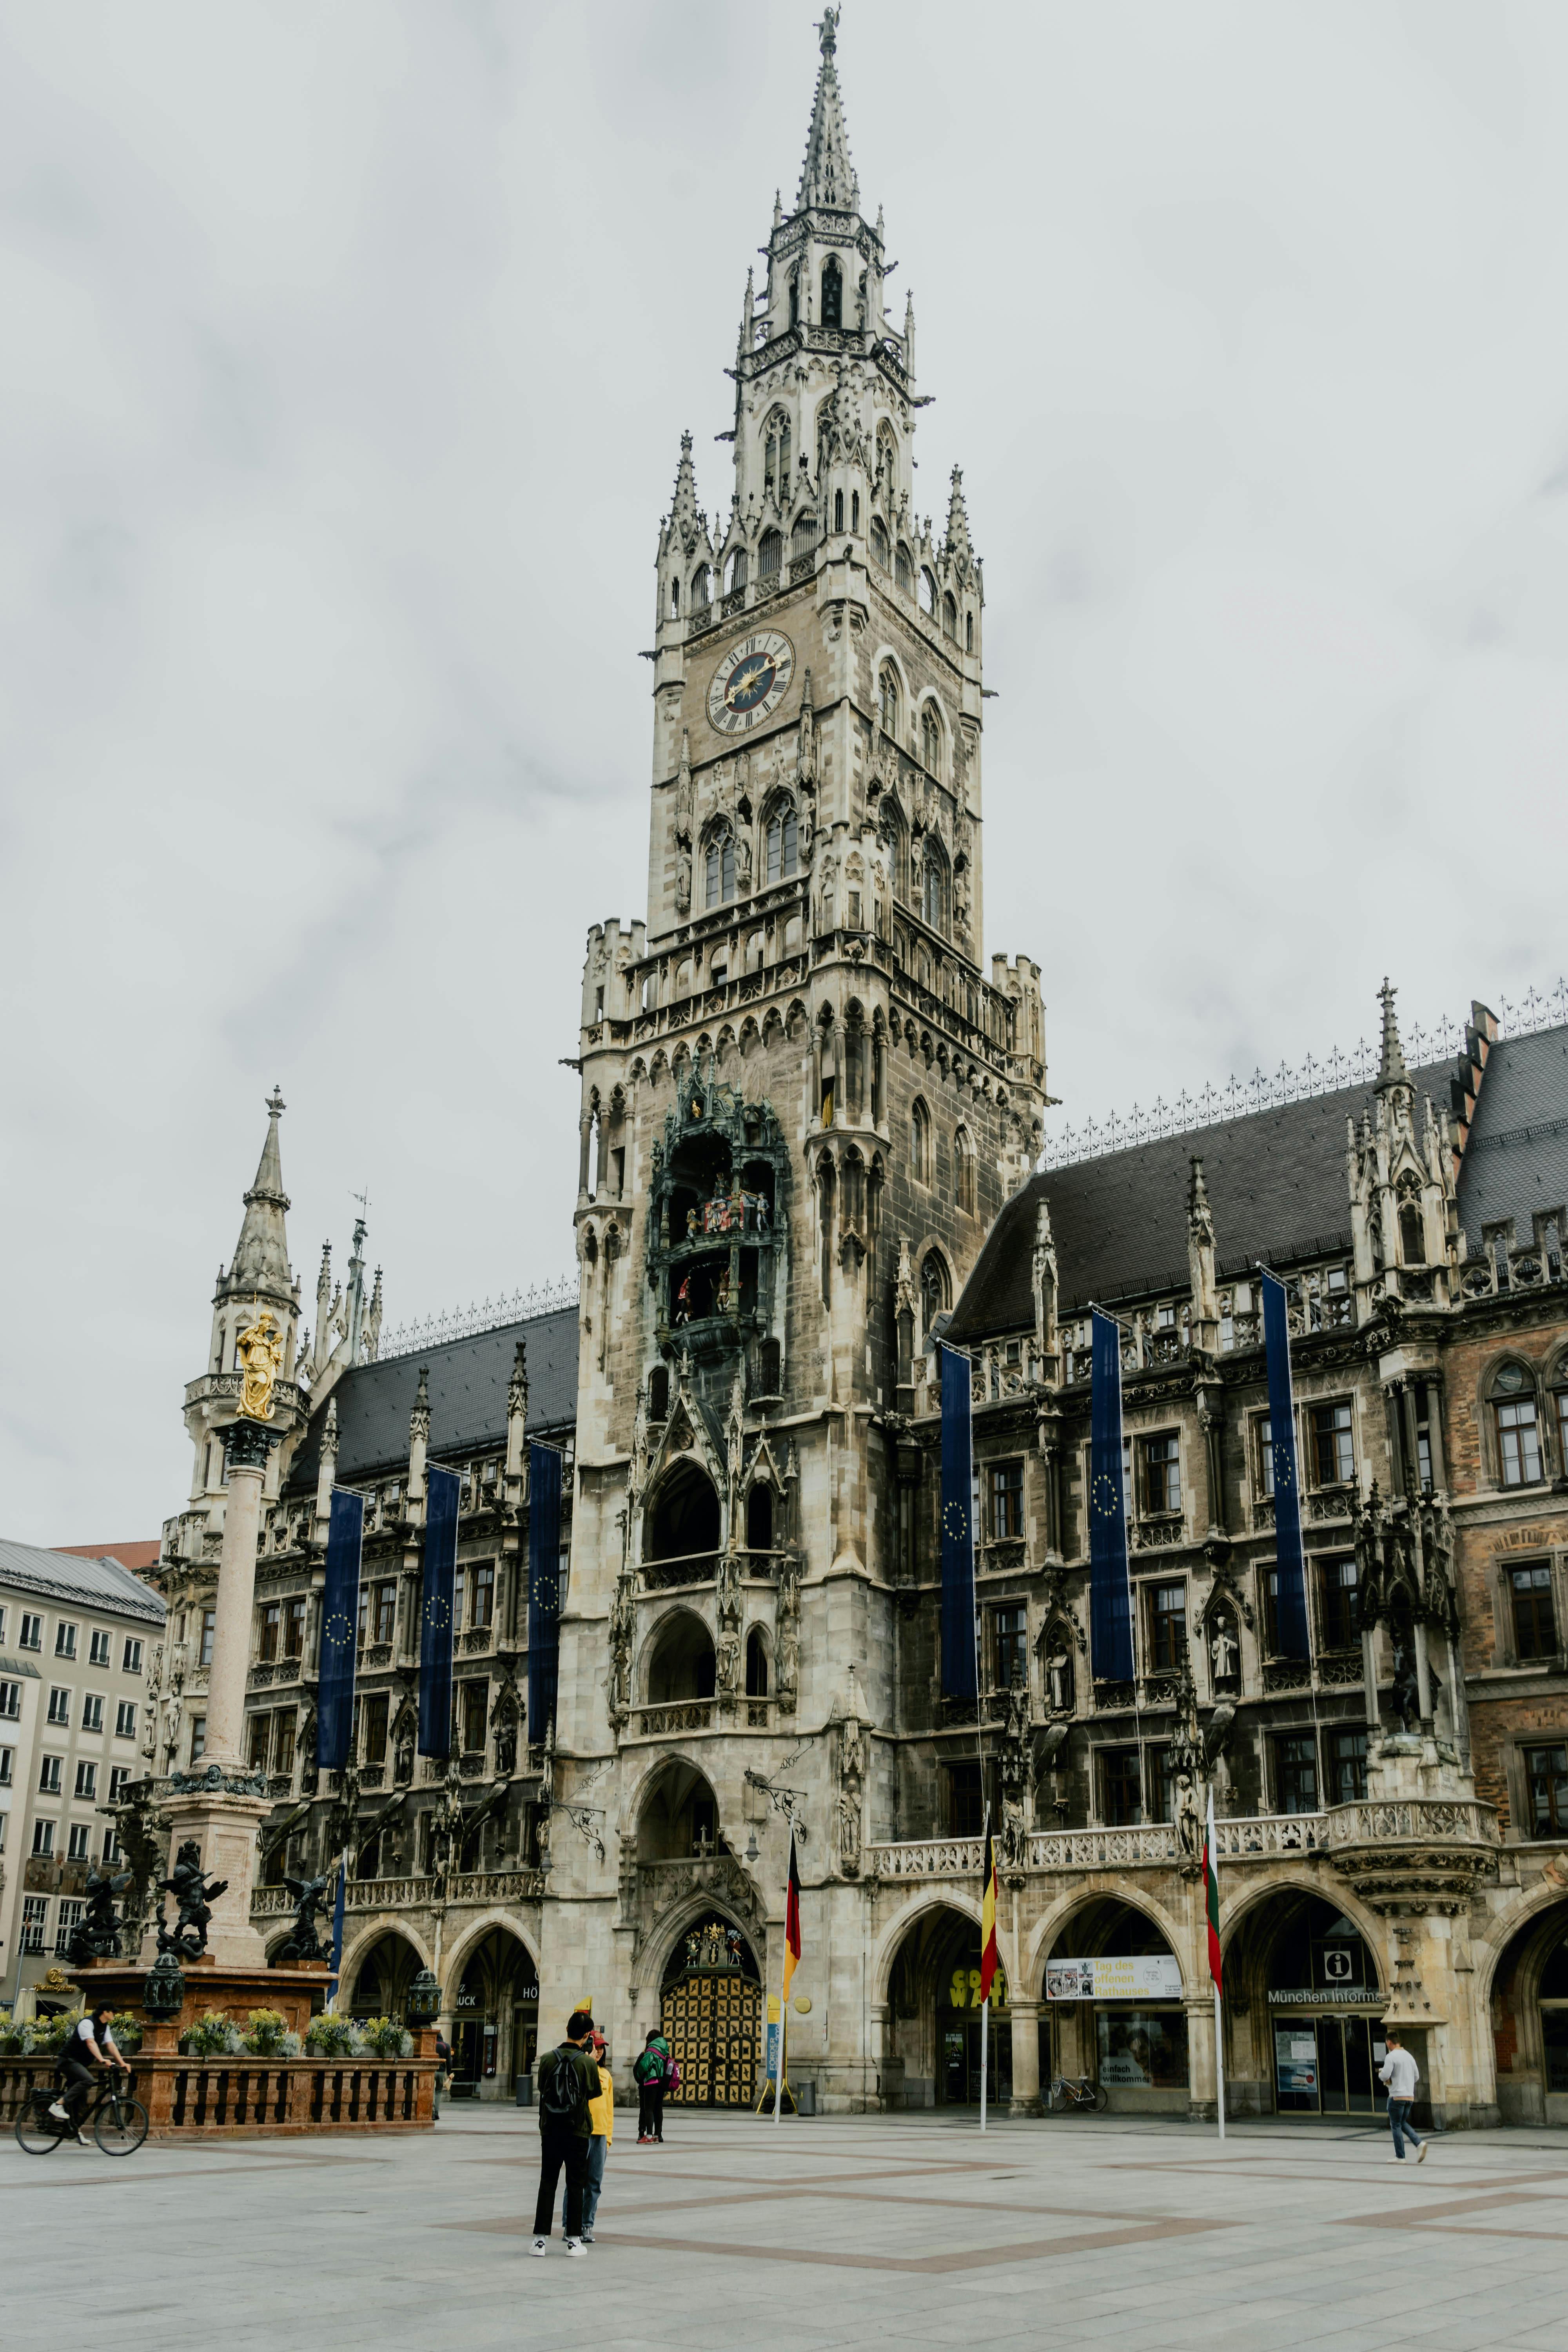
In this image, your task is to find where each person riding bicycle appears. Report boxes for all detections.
[49,2006,129,2134]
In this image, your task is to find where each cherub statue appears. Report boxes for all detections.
[278,1872,330,1964]
[66,1868,131,1967]
[157,1839,229,1960]
[235,1306,284,1421]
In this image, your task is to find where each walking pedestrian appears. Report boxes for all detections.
[530,2009,601,2256]
[432,2031,451,2122]
[634,2027,670,2145]
[1378,2027,1428,2164]
[563,2030,614,2242]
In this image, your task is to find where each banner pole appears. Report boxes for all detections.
[980,1994,988,2134]
[1214,1985,1226,2142]
[774,1841,786,2127]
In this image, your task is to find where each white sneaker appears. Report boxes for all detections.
[562,2238,586,2259]
[583,2227,594,2243]
[1416,2141,1428,2163]
[48,2102,67,2120]
[528,2238,548,2257]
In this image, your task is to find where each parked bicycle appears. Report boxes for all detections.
[1046,2072,1108,2114]
[15,2067,148,2157]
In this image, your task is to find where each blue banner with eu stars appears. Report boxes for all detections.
[1089,1308,1134,1683]
[528,1442,563,1738]
[1259,1268,1310,1660]
[318,1488,363,1772]
[939,1344,978,1701]
[417,1465,460,1758]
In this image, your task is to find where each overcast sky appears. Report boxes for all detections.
[3,1,1566,1546]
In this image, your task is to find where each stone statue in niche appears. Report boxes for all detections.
[1046,1642,1074,1715]
[1209,1620,1239,1686]
[675,849,691,915]
[735,830,752,887]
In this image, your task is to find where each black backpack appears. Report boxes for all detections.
[538,2045,590,2126]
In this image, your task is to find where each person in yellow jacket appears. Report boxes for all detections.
[561,2029,614,2243]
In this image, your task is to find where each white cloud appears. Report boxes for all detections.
[2,0,1565,1540]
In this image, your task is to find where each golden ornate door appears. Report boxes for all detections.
[661,1967,761,2107]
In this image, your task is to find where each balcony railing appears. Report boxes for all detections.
[865,1798,1498,1884]
[251,1866,546,1920]
[635,1702,713,1737]
[640,1551,720,1591]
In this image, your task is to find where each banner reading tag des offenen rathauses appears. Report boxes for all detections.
[1045,1955,1184,2002]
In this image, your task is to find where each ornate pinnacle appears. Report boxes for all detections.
[1376,976,1410,1092]
[410,1365,431,1445]
[508,1337,529,1419]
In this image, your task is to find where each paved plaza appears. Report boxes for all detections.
[6,2108,1567,2351]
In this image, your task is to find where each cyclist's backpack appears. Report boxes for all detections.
[633,2047,664,2087]
[538,2046,589,2126]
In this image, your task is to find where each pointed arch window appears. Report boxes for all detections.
[834,488,844,533]
[791,510,816,563]
[705,831,736,909]
[920,1247,950,1325]
[909,1097,930,1183]
[691,565,710,610]
[821,256,843,329]
[1399,1202,1424,1264]
[851,490,860,533]
[877,420,898,491]
[764,407,791,495]
[788,272,799,330]
[954,1125,976,1215]
[870,515,890,570]
[669,577,680,618]
[766,805,799,883]
[726,548,748,595]
[942,592,958,641]
[921,706,942,777]
[879,664,900,739]
[918,568,936,616]
[923,854,946,932]
[965,610,974,653]
[758,528,783,582]
[895,542,914,596]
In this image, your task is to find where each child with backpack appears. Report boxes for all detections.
[530,2011,601,2256]
[634,2027,678,2143]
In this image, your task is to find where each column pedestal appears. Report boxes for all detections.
[156,1786,272,1967]
[1008,1998,1043,2115]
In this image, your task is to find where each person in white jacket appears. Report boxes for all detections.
[1378,2028,1427,2162]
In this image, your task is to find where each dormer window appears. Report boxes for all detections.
[821,256,842,328]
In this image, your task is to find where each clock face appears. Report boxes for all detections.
[707,629,795,736]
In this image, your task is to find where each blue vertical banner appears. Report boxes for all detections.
[418,1465,460,1758]
[939,1344,978,1700]
[317,1489,363,1771]
[1259,1268,1310,1660]
[528,1442,563,1737]
[1089,1308,1134,1682]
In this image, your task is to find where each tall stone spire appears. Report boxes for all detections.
[795,8,859,214]
[943,465,972,561]
[1376,976,1409,1094]
[668,431,700,535]
[224,1087,292,1303]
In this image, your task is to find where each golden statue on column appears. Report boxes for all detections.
[235,1307,283,1421]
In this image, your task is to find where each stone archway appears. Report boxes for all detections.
[659,1912,762,2109]
[1487,1898,1568,2126]
[1221,1886,1386,2122]
[443,1924,539,2101]
[882,1900,1007,2109]
[346,1930,424,2024]
[1036,1895,1187,2114]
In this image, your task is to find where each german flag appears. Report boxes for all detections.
[781,1829,803,2000]
[978,1823,1000,2002]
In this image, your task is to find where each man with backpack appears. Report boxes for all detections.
[530,2011,601,2256]
[634,2027,675,2144]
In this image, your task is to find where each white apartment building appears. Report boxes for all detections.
[0,1540,163,2011]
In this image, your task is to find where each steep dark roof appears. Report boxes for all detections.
[1455,1025,1568,1250]
[285,1307,579,1494]
[947,1060,1450,1343]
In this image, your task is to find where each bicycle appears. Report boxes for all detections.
[1046,2073,1108,2114]
[15,2067,149,2157]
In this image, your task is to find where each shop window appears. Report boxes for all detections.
[1327,1728,1367,1804]
[946,1760,984,1836]
[990,1459,1024,1539]
[1097,2007,1188,2092]
[1102,1749,1141,1826]
[993,1604,1027,1690]
[1511,1563,1557,1660]
[1149,1581,1187,1671]
[1310,1401,1354,1486]
[1142,1433,1181,1515]
[1319,1557,1359,1650]
[1275,1734,1319,1815]
[1525,1742,1568,1837]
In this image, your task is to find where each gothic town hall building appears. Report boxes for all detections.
[139,24,1568,2127]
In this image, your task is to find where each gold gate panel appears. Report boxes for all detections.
[661,1970,760,2107]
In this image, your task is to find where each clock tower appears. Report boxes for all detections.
[548,12,1047,2098]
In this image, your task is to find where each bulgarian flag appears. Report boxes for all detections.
[979,1824,1000,2002]
[781,1829,803,1999]
[1203,1787,1222,1994]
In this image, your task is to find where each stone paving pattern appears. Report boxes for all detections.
[6,2108,1567,2350]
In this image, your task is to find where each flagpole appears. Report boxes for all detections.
[774,1821,788,2127]
[978,1801,990,2135]
[1205,1785,1225,2142]
[1214,1984,1225,2143]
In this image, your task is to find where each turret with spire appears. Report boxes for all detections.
[189,1090,302,1512]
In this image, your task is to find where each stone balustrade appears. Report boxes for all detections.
[252,1866,545,1921]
